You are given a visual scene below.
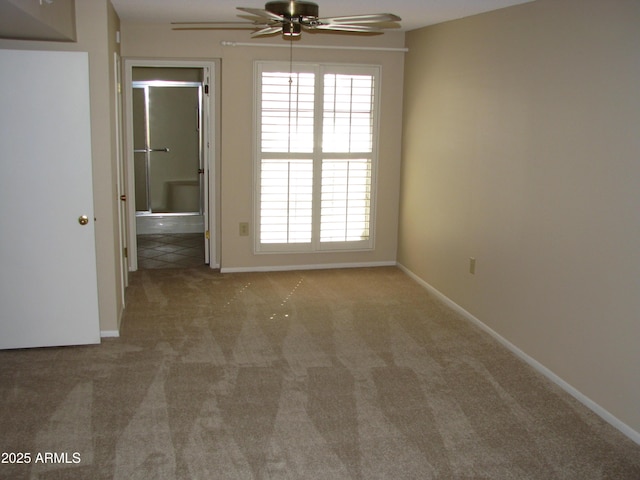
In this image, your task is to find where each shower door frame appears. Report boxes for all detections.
[123,58,219,271]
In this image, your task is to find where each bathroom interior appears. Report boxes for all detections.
[132,67,206,269]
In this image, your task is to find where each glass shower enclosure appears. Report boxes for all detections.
[132,68,204,225]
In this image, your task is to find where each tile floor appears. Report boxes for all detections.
[137,233,205,269]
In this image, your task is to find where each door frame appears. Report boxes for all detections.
[123,58,220,270]
[114,52,128,303]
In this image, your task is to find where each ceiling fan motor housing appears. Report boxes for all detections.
[265,1,319,19]
[266,1,319,36]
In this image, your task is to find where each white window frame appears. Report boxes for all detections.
[254,61,381,254]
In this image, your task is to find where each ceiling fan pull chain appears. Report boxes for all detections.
[289,35,294,75]
[287,38,294,151]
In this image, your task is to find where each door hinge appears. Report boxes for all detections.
[204,84,209,95]
[205,230,210,240]
[124,247,128,258]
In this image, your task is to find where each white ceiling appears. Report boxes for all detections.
[110,0,535,32]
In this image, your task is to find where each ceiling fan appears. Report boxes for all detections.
[172,0,401,38]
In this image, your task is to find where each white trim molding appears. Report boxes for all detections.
[397,263,640,446]
[100,330,120,338]
[221,260,395,274]
[221,41,408,53]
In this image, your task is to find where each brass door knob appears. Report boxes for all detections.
[78,215,89,226]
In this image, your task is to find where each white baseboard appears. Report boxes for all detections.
[221,261,396,274]
[397,263,640,446]
[100,330,120,338]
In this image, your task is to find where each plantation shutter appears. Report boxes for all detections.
[256,62,379,252]
[259,70,315,246]
[260,159,313,244]
[261,71,315,153]
[320,73,375,244]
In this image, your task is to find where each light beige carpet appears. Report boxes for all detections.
[1,266,638,479]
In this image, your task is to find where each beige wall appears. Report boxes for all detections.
[0,0,76,41]
[399,0,640,435]
[121,27,405,270]
[0,0,124,333]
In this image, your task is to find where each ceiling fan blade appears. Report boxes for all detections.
[310,24,383,33]
[237,7,284,22]
[172,22,267,31]
[251,25,283,37]
[317,13,401,25]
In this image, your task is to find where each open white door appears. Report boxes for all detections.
[0,49,100,349]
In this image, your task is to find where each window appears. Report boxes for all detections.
[255,62,380,253]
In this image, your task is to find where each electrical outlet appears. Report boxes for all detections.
[239,222,249,236]
[469,257,476,275]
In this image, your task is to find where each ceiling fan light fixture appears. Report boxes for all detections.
[282,21,302,37]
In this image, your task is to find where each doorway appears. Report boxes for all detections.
[123,60,219,271]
